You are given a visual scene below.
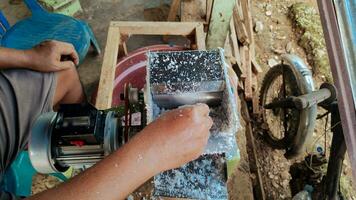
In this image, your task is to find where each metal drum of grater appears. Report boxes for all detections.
[146,49,240,199]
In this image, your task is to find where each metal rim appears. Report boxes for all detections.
[29,112,60,173]
[281,54,317,158]
[103,111,120,155]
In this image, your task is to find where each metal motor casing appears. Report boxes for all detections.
[29,105,121,174]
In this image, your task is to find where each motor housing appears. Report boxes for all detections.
[29,103,122,173]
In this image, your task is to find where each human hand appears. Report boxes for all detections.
[25,40,79,72]
[140,103,213,172]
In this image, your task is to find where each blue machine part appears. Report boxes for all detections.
[1,152,36,197]
[1,151,69,197]
[0,0,100,63]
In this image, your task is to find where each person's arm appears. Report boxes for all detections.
[28,103,213,200]
[0,47,32,69]
[0,40,79,72]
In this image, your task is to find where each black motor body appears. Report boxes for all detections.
[29,103,122,173]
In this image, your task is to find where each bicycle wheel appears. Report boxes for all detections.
[259,64,304,149]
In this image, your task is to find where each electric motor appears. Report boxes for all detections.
[29,103,122,173]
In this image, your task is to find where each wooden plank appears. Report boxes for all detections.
[195,23,206,50]
[229,19,247,81]
[252,58,263,74]
[252,74,260,114]
[239,45,246,79]
[238,81,245,91]
[96,25,120,109]
[167,0,181,21]
[235,0,244,20]
[240,0,252,41]
[206,0,235,49]
[239,0,256,101]
[251,73,258,91]
[110,21,199,36]
[181,0,206,22]
[243,46,253,100]
[206,0,213,24]
[241,0,255,57]
[240,95,266,200]
[229,19,241,68]
[233,5,250,45]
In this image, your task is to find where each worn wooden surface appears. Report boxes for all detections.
[228,0,259,102]
[206,0,235,49]
[239,45,247,79]
[195,23,206,50]
[206,0,213,24]
[251,74,260,114]
[252,58,263,74]
[110,21,199,35]
[240,0,255,58]
[95,24,120,109]
[233,4,249,45]
[240,0,252,42]
[240,94,266,200]
[229,19,241,70]
[243,46,253,100]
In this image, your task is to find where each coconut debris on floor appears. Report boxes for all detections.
[32,174,62,195]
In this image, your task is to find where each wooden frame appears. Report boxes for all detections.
[95,21,206,110]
